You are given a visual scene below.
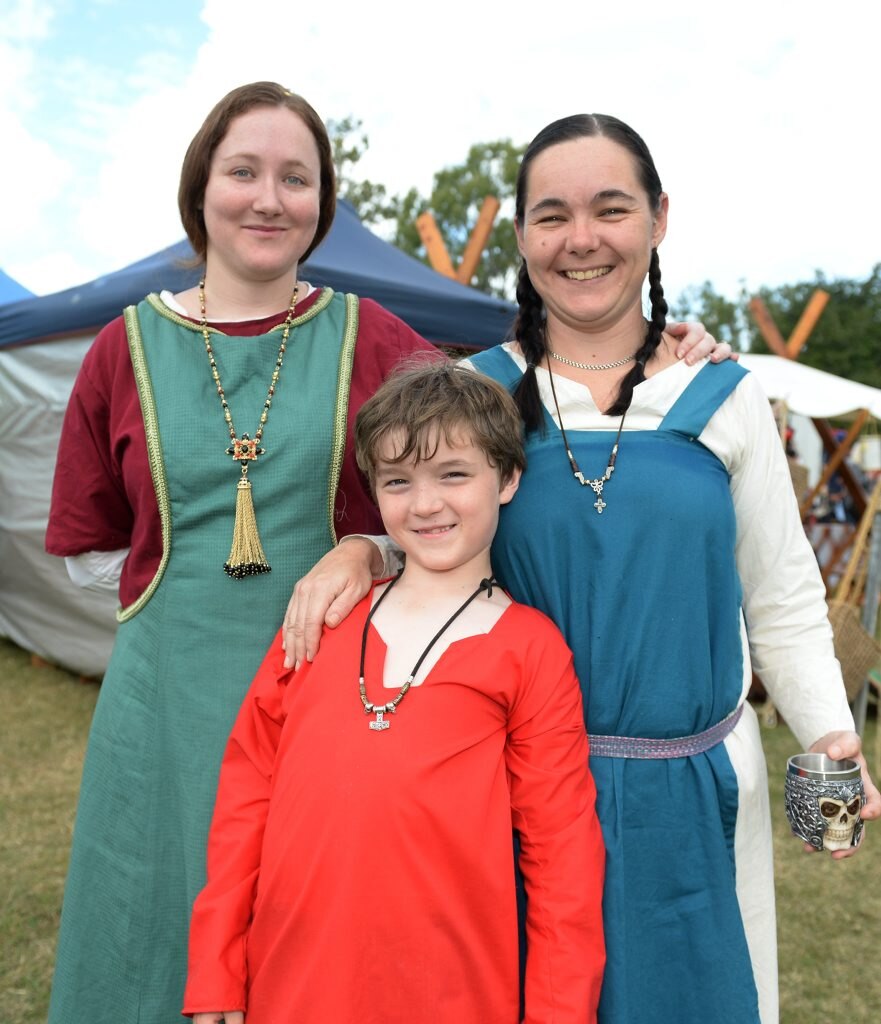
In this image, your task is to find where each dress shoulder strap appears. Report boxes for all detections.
[660,361,748,438]
[469,345,523,389]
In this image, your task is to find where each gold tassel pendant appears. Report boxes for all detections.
[224,473,271,579]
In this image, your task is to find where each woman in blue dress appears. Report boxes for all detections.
[282,113,880,1024]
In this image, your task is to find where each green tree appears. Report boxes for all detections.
[328,117,524,299]
[389,140,525,299]
[670,280,749,351]
[746,266,881,388]
[328,115,398,225]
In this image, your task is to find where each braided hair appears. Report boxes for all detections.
[512,114,668,432]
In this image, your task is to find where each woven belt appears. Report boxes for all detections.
[588,703,744,759]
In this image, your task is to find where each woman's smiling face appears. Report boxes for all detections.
[515,134,668,337]
[202,105,322,286]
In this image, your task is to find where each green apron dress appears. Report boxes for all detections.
[48,290,358,1023]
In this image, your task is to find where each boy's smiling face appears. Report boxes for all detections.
[373,427,520,581]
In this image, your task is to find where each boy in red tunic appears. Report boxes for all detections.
[183,363,605,1024]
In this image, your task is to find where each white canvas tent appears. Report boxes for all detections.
[739,354,881,419]
[739,354,881,487]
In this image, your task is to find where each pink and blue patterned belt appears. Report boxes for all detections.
[588,703,744,759]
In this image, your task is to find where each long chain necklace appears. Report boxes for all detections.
[545,358,627,514]
[359,570,497,731]
[199,278,298,578]
[549,349,636,371]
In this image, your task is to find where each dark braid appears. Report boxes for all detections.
[606,247,667,416]
[511,262,548,434]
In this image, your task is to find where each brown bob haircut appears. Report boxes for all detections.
[354,360,526,495]
[177,81,336,265]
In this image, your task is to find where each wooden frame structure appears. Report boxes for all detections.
[749,289,869,590]
[416,197,500,286]
[750,290,881,733]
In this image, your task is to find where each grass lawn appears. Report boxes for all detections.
[0,640,99,1023]
[766,707,881,1022]
[1,636,878,1023]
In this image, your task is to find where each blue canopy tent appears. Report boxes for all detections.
[0,199,514,351]
[0,201,515,676]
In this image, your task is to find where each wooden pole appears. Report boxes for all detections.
[812,417,869,519]
[415,199,501,285]
[853,503,881,733]
[415,212,456,279]
[834,474,881,602]
[748,297,787,357]
[456,197,501,286]
[749,290,867,519]
[786,289,829,359]
[799,410,869,518]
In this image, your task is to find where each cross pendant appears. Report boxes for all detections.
[588,479,606,514]
[369,709,391,731]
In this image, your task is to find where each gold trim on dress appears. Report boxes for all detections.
[326,293,360,546]
[118,304,174,622]
[119,288,351,616]
[143,288,336,334]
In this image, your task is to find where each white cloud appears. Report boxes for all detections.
[2,0,880,302]
[0,4,74,279]
[0,0,53,45]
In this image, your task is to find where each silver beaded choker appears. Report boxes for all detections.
[549,349,636,371]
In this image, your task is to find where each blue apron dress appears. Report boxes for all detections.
[472,347,759,1024]
[48,291,358,1023]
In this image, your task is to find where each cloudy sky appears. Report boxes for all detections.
[2,0,878,304]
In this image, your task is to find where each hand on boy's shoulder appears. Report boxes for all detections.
[267,591,375,691]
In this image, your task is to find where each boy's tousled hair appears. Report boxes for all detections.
[355,361,526,493]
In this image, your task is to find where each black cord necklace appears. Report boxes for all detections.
[358,569,497,731]
[545,358,627,514]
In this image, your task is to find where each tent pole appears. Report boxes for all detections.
[853,510,881,735]
[799,410,869,519]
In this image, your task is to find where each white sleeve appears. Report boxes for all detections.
[64,549,129,592]
[706,375,854,749]
[339,534,404,577]
[69,538,405,592]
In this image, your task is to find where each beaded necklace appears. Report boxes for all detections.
[199,278,298,578]
[549,349,636,371]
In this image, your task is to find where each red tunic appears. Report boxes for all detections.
[45,290,439,607]
[184,592,606,1024]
